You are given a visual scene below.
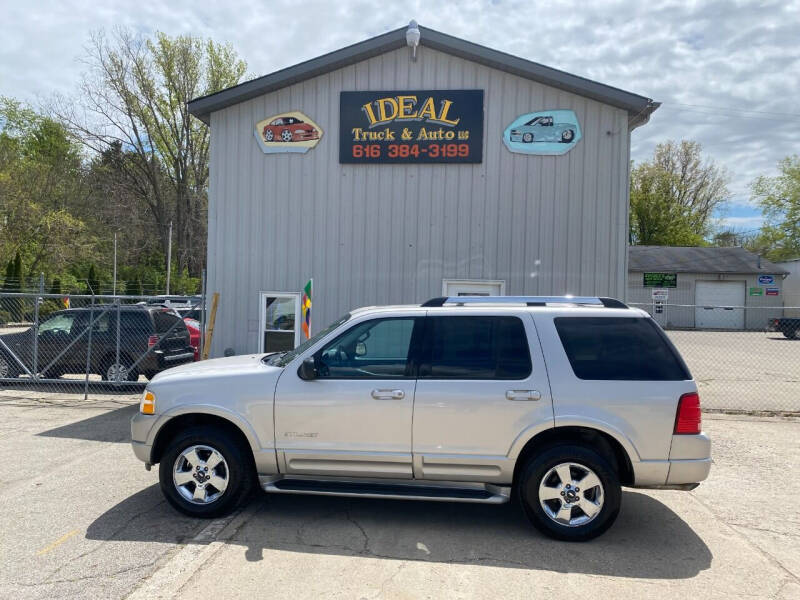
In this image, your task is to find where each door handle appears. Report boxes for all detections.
[506,390,541,401]
[371,389,405,400]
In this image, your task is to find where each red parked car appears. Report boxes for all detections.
[183,318,201,361]
[262,116,319,143]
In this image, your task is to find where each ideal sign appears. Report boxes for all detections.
[339,90,484,164]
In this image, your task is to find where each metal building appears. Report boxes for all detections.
[628,246,787,330]
[188,23,659,356]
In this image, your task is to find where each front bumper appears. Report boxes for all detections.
[131,412,159,463]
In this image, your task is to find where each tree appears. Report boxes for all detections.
[87,264,100,295]
[0,97,91,275]
[54,30,247,276]
[750,155,800,261]
[630,141,729,246]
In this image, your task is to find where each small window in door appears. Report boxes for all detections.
[420,316,532,379]
[262,295,300,352]
[316,318,417,379]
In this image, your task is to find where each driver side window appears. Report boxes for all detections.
[315,317,417,379]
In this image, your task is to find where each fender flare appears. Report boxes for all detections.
[146,404,264,456]
[507,416,642,464]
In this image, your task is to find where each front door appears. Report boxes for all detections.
[274,312,424,478]
[412,311,553,483]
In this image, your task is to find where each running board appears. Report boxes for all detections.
[261,476,511,504]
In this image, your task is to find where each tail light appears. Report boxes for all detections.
[674,392,701,435]
[147,335,159,348]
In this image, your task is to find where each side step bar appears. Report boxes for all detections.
[261,476,511,504]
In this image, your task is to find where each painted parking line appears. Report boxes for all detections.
[36,529,79,556]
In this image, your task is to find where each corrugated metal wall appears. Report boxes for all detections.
[207,46,631,356]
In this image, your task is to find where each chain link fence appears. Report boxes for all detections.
[2,292,797,414]
[0,291,205,402]
[631,302,800,413]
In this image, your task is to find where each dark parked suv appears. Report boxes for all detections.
[0,306,195,381]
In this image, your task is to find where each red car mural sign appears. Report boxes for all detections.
[254,111,323,154]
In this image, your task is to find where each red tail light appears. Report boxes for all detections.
[148,335,159,348]
[674,392,701,434]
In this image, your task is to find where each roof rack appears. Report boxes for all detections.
[420,296,628,308]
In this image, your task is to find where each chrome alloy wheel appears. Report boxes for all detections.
[281,129,293,142]
[106,363,129,382]
[173,444,229,504]
[538,462,604,527]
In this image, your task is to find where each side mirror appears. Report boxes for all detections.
[297,357,317,380]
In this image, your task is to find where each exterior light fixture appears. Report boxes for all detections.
[406,20,420,61]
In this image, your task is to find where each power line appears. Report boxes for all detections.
[664,102,800,119]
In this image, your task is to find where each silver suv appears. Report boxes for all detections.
[131,296,711,541]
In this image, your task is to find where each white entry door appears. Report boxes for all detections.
[695,281,745,329]
[443,279,505,297]
[259,292,302,352]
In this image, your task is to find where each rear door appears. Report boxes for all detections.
[412,310,553,483]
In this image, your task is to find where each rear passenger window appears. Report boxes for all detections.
[420,316,531,379]
[554,317,690,381]
[152,311,184,333]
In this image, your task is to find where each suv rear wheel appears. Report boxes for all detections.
[159,425,255,518]
[0,354,19,378]
[101,355,138,382]
[518,444,621,541]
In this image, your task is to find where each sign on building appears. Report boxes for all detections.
[749,287,764,297]
[643,272,677,288]
[339,90,484,164]
[766,287,779,296]
[758,275,775,286]
[651,288,669,301]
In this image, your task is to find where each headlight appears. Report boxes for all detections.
[140,390,156,415]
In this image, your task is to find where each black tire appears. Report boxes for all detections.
[787,328,800,340]
[100,354,139,382]
[0,353,19,379]
[264,129,274,142]
[158,425,255,518]
[517,444,621,542]
[561,129,574,143]
[522,132,533,143]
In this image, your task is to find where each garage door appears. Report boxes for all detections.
[695,281,745,329]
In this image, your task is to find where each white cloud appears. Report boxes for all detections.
[1,0,798,205]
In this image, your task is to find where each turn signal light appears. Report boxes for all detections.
[674,392,701,435]
[140,390,156,415]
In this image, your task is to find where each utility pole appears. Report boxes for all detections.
[112,232,118,296]
[166,221,173,295]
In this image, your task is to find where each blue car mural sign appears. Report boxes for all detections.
[503,109,582,155]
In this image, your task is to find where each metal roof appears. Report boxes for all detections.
[628,246,789,275]
[188,24,659,125]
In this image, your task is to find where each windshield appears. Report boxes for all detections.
[264,313,352,367]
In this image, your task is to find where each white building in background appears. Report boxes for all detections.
[776,258,800,317]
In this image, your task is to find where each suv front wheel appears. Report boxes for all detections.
[518,444,621,541]
[159,425,255,518]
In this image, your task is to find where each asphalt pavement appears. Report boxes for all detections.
[0,395,798,599]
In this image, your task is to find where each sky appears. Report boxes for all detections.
[2,0,798,232]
